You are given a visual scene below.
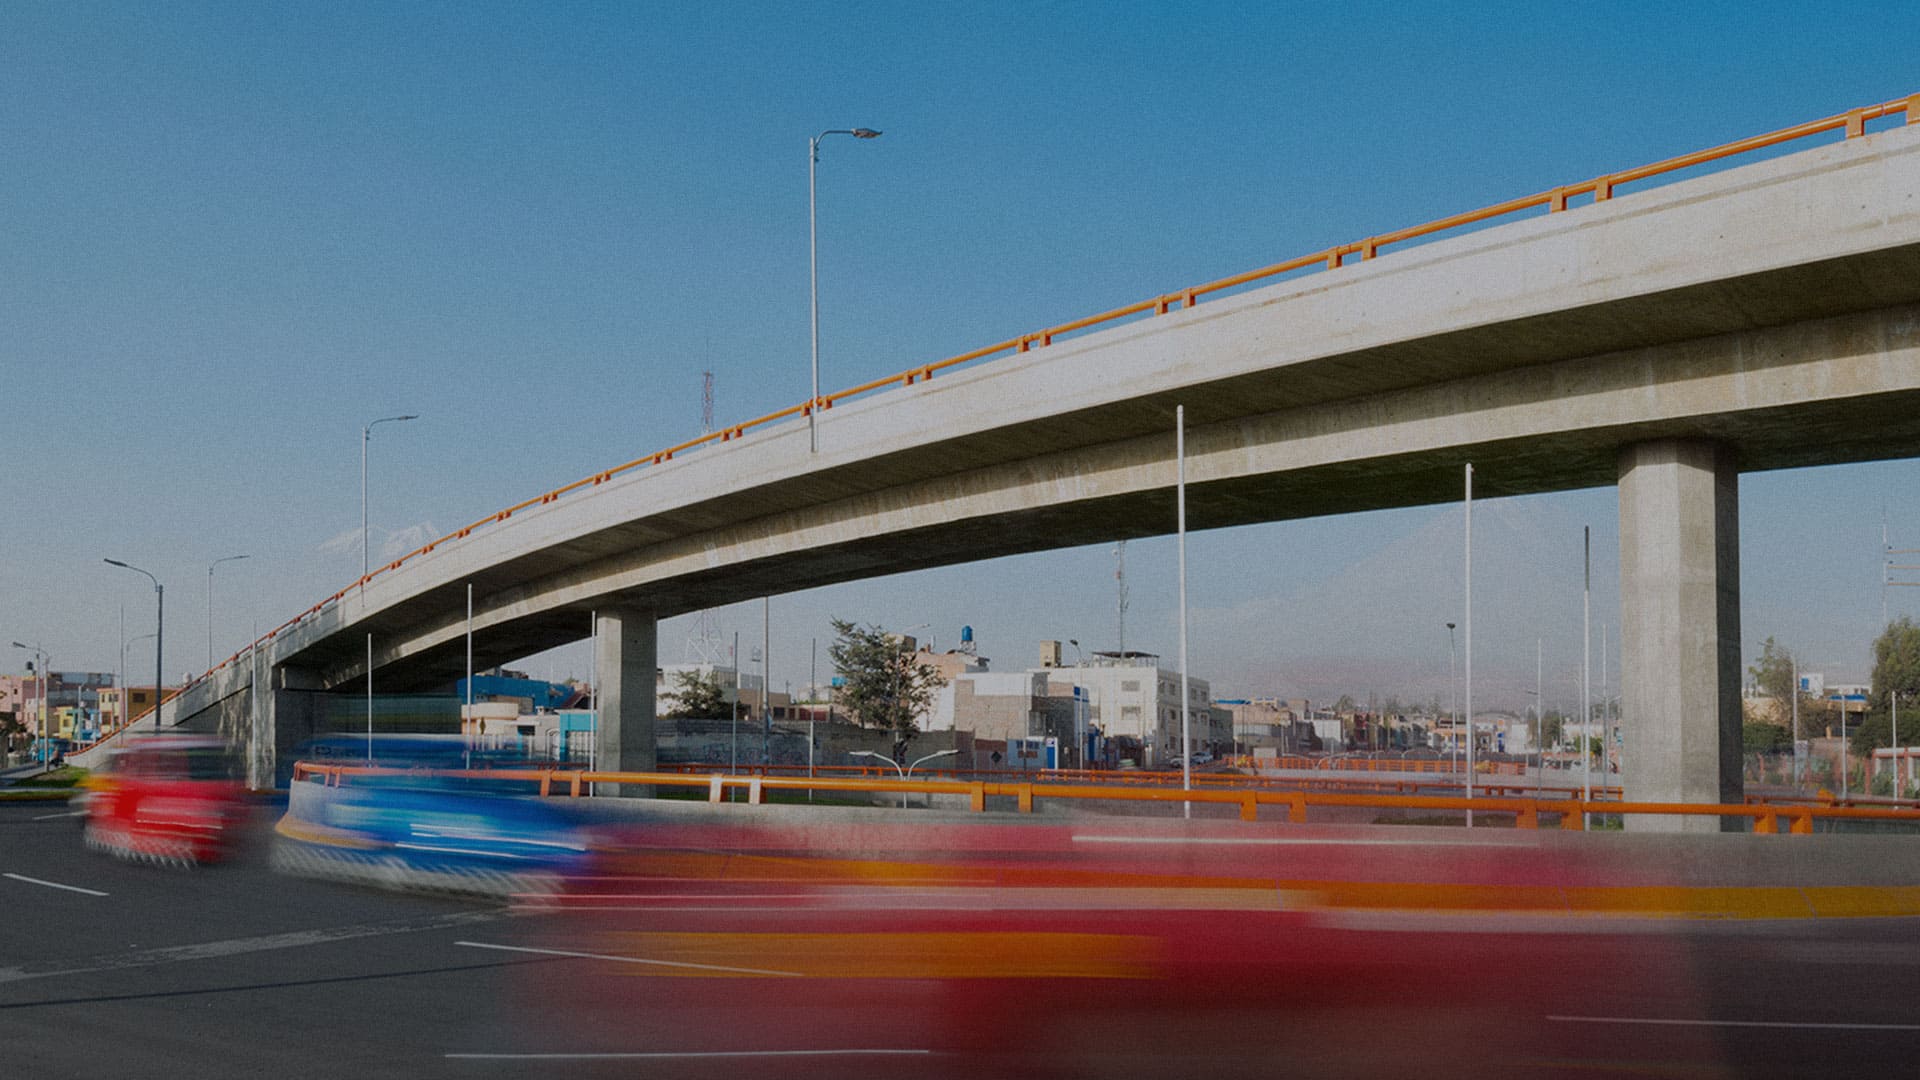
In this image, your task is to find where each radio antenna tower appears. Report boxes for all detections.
[686,369,726,664]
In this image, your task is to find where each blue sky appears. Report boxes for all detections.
[4,2,1918,708]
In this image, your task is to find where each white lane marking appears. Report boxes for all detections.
[31,810,87,821]
[1071,835,1514,847]
[0,908,505,985]
[447,1050,932,1060]
[454,940,801,977]
[3,873,108,897]
[1548,1015,1920,1031]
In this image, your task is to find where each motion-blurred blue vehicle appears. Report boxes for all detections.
[272,735,591,898]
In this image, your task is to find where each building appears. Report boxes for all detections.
[1217,699,1301,755]
[656,662,789,722]
[98,685,177,732]
[4,672,114,741]
[1031,644,1212,767]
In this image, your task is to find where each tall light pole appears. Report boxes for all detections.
[1463,462,1475,826]
[11,642,48,763]
[1893,689,1902,797]
[207,554,249,671]
[809,127,881,453]
[104,558,164,734]
[1445,622,1457,771]
[1582,525,1592,819]
[120,633,155,730]
[362,414,419,581]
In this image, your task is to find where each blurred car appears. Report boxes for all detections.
[271,736,592,897]
[82,735,249,866]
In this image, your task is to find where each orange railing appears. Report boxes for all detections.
[289,762,1920,835]
[113,93,1919,747]
[658,761,1619,799]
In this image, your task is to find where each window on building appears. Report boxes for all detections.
[1121,680,1140,693]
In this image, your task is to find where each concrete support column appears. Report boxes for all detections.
[259,664,325,790]
[1617,439,1742,831]
[594,606,658,796]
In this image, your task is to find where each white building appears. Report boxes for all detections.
[1032,646,1211,767]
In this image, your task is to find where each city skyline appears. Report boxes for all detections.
[4,5,1918,713]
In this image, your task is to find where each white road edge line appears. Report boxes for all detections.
[3,872,108,897]
[446,1050,933,1060]
[453,940,803,977]
[1547,1015,1920,1031]
[31,810,87,821]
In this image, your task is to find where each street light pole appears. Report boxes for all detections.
[121,633,154,730]
[104,559,164,734]
[808,127,881,454]
[11,642,48,763]
[361,414,419,582]
[1445,622,1457,773]
[207,554,249,671]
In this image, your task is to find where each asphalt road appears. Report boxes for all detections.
[6,799,1920,1079]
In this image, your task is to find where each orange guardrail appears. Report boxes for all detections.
[658,761,1620,799]
[289,762,1920,835]
[135,92,1919,745]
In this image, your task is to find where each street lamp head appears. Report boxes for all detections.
[104,558,129,568]
[1446,622,1456,631]
[850,128,881,139]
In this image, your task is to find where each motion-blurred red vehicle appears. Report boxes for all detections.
[82,735,249,866]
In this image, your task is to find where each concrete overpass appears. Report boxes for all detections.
[119,100,1920,825]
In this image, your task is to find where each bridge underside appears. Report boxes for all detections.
[141,123,1920,816]
[156,300,1919,807]
[324,299,1920,695]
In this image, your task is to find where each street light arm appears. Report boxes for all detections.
[104,558,159,590]
[812,128,882,158]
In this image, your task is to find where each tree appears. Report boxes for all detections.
[828,619,949,759]
[1749,637,1816,729]
[663,669,728,720]
[1538,709,1566,749]
[1333,694,1356,714]
[1749,637,1794,701]
[1851,617,1920,753]
[1742,720,1792,754]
